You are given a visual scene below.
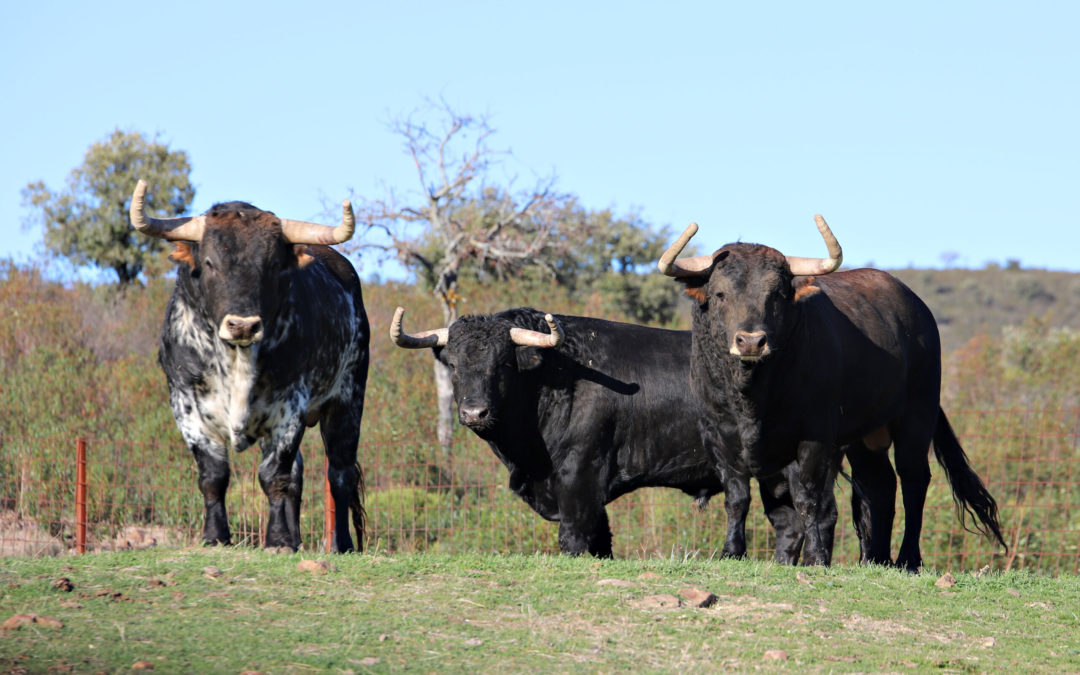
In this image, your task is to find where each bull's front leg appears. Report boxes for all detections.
[258,426,306,551]
[191,443,232,546]
[555,455,612,558]
[699,418,751,559]
[790,440,842,566]
[759,466,804,564]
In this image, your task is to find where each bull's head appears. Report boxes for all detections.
[130,179,355,347]
[657,216,842,364]
[390,307,563,432]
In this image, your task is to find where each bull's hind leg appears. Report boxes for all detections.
[320,398,365,553]
[844,441,897,565]
[191,444,232,546]
[892,409,936,572]
[258,430,305,551]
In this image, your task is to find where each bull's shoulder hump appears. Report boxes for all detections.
[304,245,361,290]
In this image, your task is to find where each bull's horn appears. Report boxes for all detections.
[785,215,843,276]
[657,222,714,277]
[129,179,206,241]
[509,313,564,348]
[390,307,448,348]
[280,201,355,245]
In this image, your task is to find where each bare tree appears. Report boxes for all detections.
[348,101,575,456]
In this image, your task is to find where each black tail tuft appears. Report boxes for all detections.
[932,409,1007,549]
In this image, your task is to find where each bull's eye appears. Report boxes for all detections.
[715,292,726,303]
[204,258,215,273]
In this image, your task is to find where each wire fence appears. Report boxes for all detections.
[2,409,1078,574]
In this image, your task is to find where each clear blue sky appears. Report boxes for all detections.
[3,1,1078,280]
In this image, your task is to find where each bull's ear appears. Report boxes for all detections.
[169,242,196,269]
[793,276,821,302]
[515,346,544,371]
[292,244,316,268]
[677,276,709,305]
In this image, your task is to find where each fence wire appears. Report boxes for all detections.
[1,409,1078,574]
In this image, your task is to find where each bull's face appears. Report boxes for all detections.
[129,180,355,348]
[390,307,564,434]
[185,208,299,347]
[657,217,843,366]
[436,317,543,432]
[683,244,798,363]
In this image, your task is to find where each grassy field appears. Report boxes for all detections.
[2,548,1079,673]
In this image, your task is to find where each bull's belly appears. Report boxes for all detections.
[169,381,314,456]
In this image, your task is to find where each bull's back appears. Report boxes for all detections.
[812,268,942,435]
[554,317,718,496]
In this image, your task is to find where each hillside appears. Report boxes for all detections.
[887,266,1080,354]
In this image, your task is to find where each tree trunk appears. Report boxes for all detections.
[433,357,455,459]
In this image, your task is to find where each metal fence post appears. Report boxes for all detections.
[324,455,334,553]
[75,437,87,554]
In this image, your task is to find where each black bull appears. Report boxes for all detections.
[658,217,1006,569]
[130,180,369,552]
[392,307,808,559]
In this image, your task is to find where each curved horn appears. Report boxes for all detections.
[509,313,564,348]
[657,222,715,277]
[129,179,206,241]
[390,306,448,349]
[280,201,355,245]
[785,215,843,276]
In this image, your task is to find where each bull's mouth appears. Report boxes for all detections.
[461,417,498,432]
[223,333,263,348]
[728,346,770,362]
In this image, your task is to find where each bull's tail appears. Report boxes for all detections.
[352,461,366,552]
[932,408,1007,549]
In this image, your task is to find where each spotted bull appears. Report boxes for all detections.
[657,216,1005,568]
[391,306,804,559]
[130,179,369,552]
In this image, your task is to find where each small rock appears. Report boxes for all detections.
[981,637,996,648]
[633,594,682,609]
[463,638,483,647]
[203,566,223,579]
[356,657,380,666]
[1006,588,1020,598]
[796,571,812,585]
[297,560,334,574]
[597,578,635,587]
[935,572,956,588]
[52,578,74,592]
[1,614,63,630]
[132,660,155,670]
[679,587,718,608]
[763,649,788,661]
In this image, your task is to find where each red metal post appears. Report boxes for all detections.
[75,438,87,554]
[324,455,334,553]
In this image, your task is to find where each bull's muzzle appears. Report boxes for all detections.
[458,403,492,428]
[219,314,264,346]
[730,330,770,361]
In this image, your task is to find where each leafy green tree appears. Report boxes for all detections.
[22,129,194,284]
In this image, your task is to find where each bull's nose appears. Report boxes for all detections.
[219,314,263,345]
[459,404,490,426]
[731,330,769,359]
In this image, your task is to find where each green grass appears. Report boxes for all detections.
[2,549,1079,673]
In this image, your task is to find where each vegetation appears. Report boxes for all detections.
[2,549,1079,673]
[21,129,193,284]
[1,258,1079,573]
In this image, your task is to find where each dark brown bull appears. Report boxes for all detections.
[658,216,1005,568]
